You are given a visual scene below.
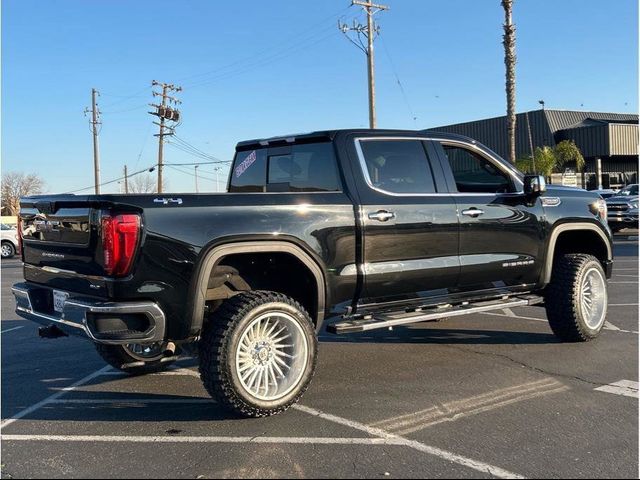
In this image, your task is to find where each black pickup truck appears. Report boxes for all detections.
[13,129,613,417]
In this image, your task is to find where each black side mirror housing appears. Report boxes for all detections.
[524,175,547,196]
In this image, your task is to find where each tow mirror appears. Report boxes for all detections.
[524,175,546,196]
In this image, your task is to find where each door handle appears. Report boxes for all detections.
[368,210,396,222]
[461,208,485,217]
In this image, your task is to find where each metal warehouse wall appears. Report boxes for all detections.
[609,124,639,156]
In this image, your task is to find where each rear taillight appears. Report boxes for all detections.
[101,213,141,277]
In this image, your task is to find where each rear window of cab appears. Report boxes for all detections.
[229,143,341,193]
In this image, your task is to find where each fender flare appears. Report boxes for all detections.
[541,222,612,285]
[189,241,326,335]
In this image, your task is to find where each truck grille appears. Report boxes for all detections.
[608,204,629,212]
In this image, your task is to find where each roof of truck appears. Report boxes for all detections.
[235,129,478,150]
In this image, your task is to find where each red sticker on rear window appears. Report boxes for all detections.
[235,151,257,178]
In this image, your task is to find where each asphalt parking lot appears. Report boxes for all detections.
[1,234,638,479]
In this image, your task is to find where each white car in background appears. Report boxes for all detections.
[1,223,20,259]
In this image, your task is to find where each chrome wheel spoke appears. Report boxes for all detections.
[234,311,308,401]
[579,267,608,330]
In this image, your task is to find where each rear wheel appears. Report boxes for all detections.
[545,254,608,342]
[199,291,317,417]
[1,241,15,259]
[95,342,175,375]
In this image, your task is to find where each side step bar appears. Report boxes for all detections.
[327,295,544,334]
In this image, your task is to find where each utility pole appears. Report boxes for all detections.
[194,165,199,193]
[123,165,129,194]
[84,88,101,194]
[339,1,389,128]
[149,81,182,193]
[213,166,222,192]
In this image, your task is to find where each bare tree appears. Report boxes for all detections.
[1,172,45,215]
[128,173,166,193]
[502,0,517,165]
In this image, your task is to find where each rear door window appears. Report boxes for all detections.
[358,139,436,194]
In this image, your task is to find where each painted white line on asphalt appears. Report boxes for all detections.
[0,434,405,446]
[609,281,639,284]
[609,303,639,306]
[614,274,639,278]
[396,386,569,436]
[0,365,112,430]
[595,380,639,399]
[293,404,524,479]
[49,398,213,405]
[1,326,24,334]
[501,308,517,317]
[372,380,565,434]
[481,312,638,334]
[614,268,638,271]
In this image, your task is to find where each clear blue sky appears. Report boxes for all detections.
[2,0,638,194]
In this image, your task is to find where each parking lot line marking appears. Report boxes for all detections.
[595,380,639,399]
[609,303,639,306]
[614,268,638,271]
[609,281,639,284]
[0,434,406,447]
[49,398,213,405]
[293,404,524,479]
[1,326,24,334]
[614,274,639,278]
[604,321,621,331]
[0,365,112,430]
[371,380,560,431]
[395,385,569,436]
[481,311,638,334]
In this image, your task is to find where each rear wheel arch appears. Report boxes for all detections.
[541,223,612,285]
[190,241,326,334]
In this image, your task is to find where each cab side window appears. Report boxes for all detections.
[441,145,514,194]
[359,140,436,194]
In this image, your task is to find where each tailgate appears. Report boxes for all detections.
[21,195,110,277]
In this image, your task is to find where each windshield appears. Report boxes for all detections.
[617,184,638,196]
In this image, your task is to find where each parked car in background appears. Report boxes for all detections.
[606,184,639,232]
[1,223,20,259]
[592,188,618,199]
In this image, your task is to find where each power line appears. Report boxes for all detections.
[178,6,352,86]
[64,164,158,194]
[379,35,417,126]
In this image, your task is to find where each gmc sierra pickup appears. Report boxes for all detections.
[13,129,613,417]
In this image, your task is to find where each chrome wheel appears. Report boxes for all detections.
[579,267,607,330]
[1,243,14,258]
[235,311,308,402]
[124,342,165,361]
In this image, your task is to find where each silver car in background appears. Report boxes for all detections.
[606,184,639,232]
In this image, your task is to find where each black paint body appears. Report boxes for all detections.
[17,130,613,341]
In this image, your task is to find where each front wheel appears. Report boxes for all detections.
[1,241,16,259]
[199,291,317,417]
[545,254,608,342]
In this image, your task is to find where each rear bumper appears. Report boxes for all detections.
[12,282,166,345]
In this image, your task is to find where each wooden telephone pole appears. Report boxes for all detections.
[339,1,389,129]
[84,88,101,194]
[150,81,182,193]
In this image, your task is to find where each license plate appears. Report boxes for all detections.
[53,290,69,313]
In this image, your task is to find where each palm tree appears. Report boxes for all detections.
[502,0,517,165]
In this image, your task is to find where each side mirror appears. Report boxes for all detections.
[524,175,547,196]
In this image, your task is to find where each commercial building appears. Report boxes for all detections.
[426,109,638,189]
